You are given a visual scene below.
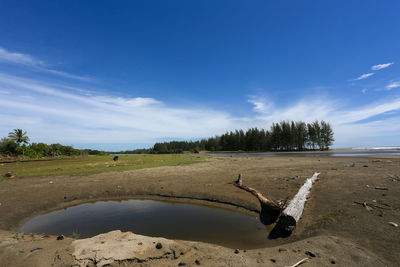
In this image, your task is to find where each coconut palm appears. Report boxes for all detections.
[8,129,30,156]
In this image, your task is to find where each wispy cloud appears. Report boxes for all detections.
[371,62,394,71]
[386,81,400,90]
[0,47,44,66]
[354,73,374,81]
[361,89,368,94]
[0,46,92,81]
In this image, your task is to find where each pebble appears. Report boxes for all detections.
[155,242,162,249]
[270,258,276,263]
[178,262,186,266]
[56,235,64,240]
[194,259,201,265]
[234,249,239,254]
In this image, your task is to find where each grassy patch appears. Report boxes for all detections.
[0,154,204,178]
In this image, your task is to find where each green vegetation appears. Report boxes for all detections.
[0,154,203,178]
[1,129,107,159]
[138,120,334,154]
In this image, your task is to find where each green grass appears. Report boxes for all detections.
[0,154,204,178]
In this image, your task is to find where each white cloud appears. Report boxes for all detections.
[371,62,394,71]
[0,47,44,66]
[0,73,244,144]
[361,88,367,94]
[386,81,400,90]
[1,70,400,149]
[0,46,91,81]
[354,73,374,81]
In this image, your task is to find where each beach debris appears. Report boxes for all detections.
[276,173,320,232]
[57,235,64,240]
[285,257,309,267]
[345,162,355,167]
[388,222,398,227]
[155,242,162,249]
[4,172,15,178]
[49,180,53,184]
[375,186,388,190]
[117,185,122,189]
[235,174,242,186]
[305,251,316,257]
[30,247,42,252]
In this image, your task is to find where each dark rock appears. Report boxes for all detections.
[234,249,239,254]
[363,165,368,167]
[270,258,276,263]
[155,242,162,249]
[194,259,201,265]
[56,235,64,240]
[305,251,316,257]
[113,156,119,161]
[178,262,186,266]
[330,259,336,264]
[278,248,287,252]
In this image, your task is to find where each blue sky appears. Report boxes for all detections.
[1,1,400,150]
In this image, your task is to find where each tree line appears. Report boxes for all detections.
[0,129,107,158]
[123,120,334,154]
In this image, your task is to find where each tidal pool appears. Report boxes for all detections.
[18,199,277,249]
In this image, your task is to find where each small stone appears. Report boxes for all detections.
[155,242,162,249]
[234,249,239,254]
[305,251,316,257]
[178,262,186,266]
[330,259,336,264]
[56,235,64,240]
[180,252,184,255]
[138,242,143,245]
[270,258,276,263]
[194,259,201,265]
[278,248,287,252]
[49,181,53,184]
[363,165,368,167]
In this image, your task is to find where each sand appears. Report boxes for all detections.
[0,155,399,266]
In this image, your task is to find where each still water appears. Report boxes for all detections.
[19,199,277,249]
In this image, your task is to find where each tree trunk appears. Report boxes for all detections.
[275,172,320,232]
[233,174,284,224]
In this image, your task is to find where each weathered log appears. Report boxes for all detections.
[233,174,284,224]
[276,172,320,232]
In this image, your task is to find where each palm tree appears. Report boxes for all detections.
[8,129,30,156]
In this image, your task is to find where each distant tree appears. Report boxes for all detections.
[0,138,18,156]
[320,121,334,150]
[8,129,30,156]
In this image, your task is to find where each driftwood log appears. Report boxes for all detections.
[276,172,320,232]
[233,174,285,224]
[233,172,320,232]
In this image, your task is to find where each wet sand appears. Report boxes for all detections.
[0,155,399,266]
